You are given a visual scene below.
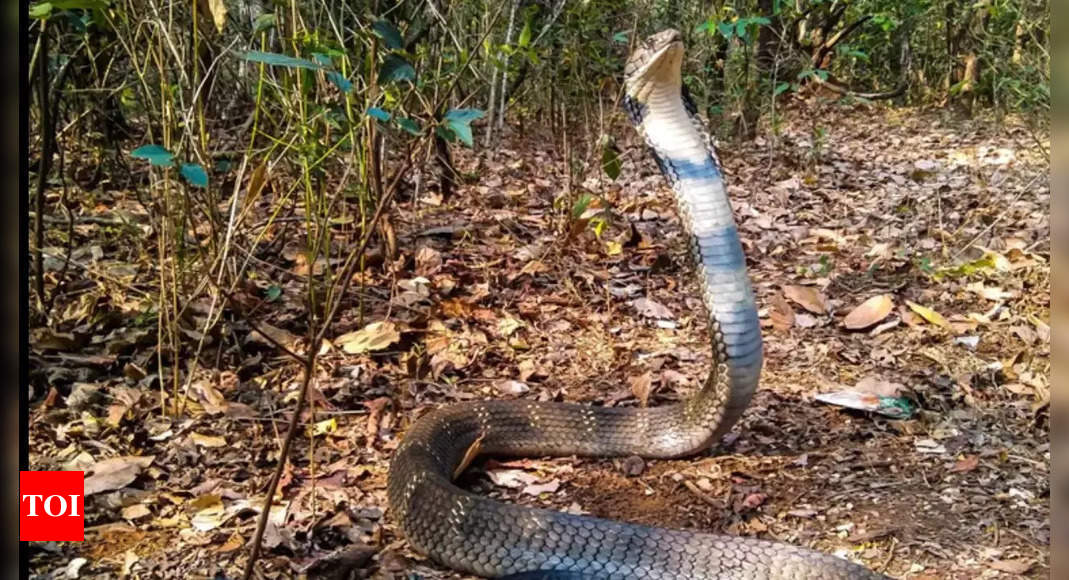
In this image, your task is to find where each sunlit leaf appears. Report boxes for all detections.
[905,300,949,328]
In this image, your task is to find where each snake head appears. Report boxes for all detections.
[624,29,684,102]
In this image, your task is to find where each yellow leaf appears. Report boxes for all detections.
[307,418,337,437]
[605,240,622,256]
[206,0,227,33]
[905,300,949,328]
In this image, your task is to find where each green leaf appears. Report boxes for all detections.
[241,50,321,70]
[751,17,771,26]
[435,126,456,143]
[265,285,282,302]
[443,108,485,124]
[442,108,484,148]
[601,142,621,181]
[717,21,735,39]
[571,194,594,219]
[378,54,415,84]
[311,53,332,67]
[395,117,422,135]
[774,82,791,96]
[252,13,276,34]
[367,107,391,122]
[326,71,353,93]
[612,31,629,44]
[372,19,403,50]
[695,20,712,34]
[29,2,53,19]
[517,17,532,48]
[444,120,473,147]
[130,144,174,167]
[735,20,748,39]
[179,163,208,187]
[36,0,110,15]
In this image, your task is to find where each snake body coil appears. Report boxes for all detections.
[387,30,889,579]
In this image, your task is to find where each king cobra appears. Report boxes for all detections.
[387,29,889,579]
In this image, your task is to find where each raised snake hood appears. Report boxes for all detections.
[625,29,684,101]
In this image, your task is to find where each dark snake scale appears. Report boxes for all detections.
[388,29,891,579]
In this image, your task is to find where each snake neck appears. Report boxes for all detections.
[626,83,763,450]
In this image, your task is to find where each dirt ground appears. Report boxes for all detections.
[28,103,1049,579]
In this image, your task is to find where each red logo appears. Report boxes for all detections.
[20,471,84,541]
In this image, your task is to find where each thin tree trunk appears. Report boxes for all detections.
[34,23,51,308]
[498,0,519,133]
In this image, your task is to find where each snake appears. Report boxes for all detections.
[387,29,890,579]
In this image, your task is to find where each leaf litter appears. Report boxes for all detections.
[28,105,1048,579]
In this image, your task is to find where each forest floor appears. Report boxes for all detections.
[28,103,1049,579]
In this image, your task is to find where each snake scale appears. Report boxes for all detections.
[387,30,890,579]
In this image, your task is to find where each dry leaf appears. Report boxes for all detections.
[335,321,401,354]
[949,455,979,473]
[522,479,561,496]
[843,294,894,329]
[905,301,949,328]
[191,432,227,448]
[494,380,529,395]
[203,0,227,33]
[854,376,906,397]
[487,468,539,489]
[769,294,795,331]
[121,504,151,520]
[191,496,225,532]
[248,323,300,350]
[84,456,155,496]
[629,371,653,407]
[988,559,1034,574]
[632,297,674,320]
[783,285,826,314]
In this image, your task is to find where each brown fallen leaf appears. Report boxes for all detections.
[769,294,795,332]
[494,379,530,395]
[84,456,155,496]
[191,432,227,448]
[783,285,826,314]
[905,300,949,329]
[121,503,152,521]
[335,321,401,354]
[854,375,906,397]
[632,297,674,320]
[629,371,653,407]
[949,454,979,473]
[487,468,540,489]
[988,559,1034,574]
[843,294,894,329]
[522,479,561,496]
[248,323,300,351]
